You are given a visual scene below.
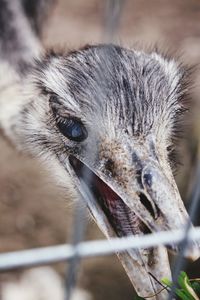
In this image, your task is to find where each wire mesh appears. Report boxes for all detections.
[1,227,200,272]
[0,1,200,300]
[64,202,88,300]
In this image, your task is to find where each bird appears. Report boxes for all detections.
[0,1,199,299]
[1,267,93,300]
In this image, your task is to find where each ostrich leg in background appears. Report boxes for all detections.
[0,1,199,299]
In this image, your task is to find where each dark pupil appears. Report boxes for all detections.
[57,119,87,142]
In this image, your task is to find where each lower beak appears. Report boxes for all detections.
[118,246,170,299]
[78,174,171,299]
[68,155,200,299]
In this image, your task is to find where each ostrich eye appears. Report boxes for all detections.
[56,117,88,142]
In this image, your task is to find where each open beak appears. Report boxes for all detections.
[66,139,200,299]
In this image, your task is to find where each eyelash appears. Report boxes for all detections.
[55,115,68,125]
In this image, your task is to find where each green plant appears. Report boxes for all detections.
[134,272,200,300]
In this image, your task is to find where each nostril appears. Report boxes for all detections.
[105,159,114,170]
[104,159,116,176]
[138,192,159,220]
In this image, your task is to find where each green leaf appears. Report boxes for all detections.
[176,289,194,300]
[161,277,173,287]
[178,272,199,300]
[135,272,200,300]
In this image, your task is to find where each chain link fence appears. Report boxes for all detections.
[1,1,200,300]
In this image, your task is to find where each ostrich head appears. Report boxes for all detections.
[16,44,198,298]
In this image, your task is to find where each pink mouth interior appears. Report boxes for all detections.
[69,156,149,237]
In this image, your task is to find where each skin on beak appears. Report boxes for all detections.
[67,136,200,299]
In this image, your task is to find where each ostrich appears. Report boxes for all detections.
[0,1,199,299]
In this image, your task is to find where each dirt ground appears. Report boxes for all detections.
[1,1,200,299]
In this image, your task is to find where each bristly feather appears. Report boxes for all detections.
[0,0,192,170]
[27,44,189,160]
[0,1,191,178]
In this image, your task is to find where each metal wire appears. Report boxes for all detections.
[168,161,200,300]
[103,0,125,42]
[64,1,124,299]
[1,227,200,272]
[64,202,88,300]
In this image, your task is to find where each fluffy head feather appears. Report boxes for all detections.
[20,44,188,166]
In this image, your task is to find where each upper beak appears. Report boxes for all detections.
[124,161,200,259]
[67,138,200,299]
[96,140,200,259]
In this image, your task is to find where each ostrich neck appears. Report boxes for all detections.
[0,0,42,75]
[0,0,43,146]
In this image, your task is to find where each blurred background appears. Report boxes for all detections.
[1,0,200,299]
